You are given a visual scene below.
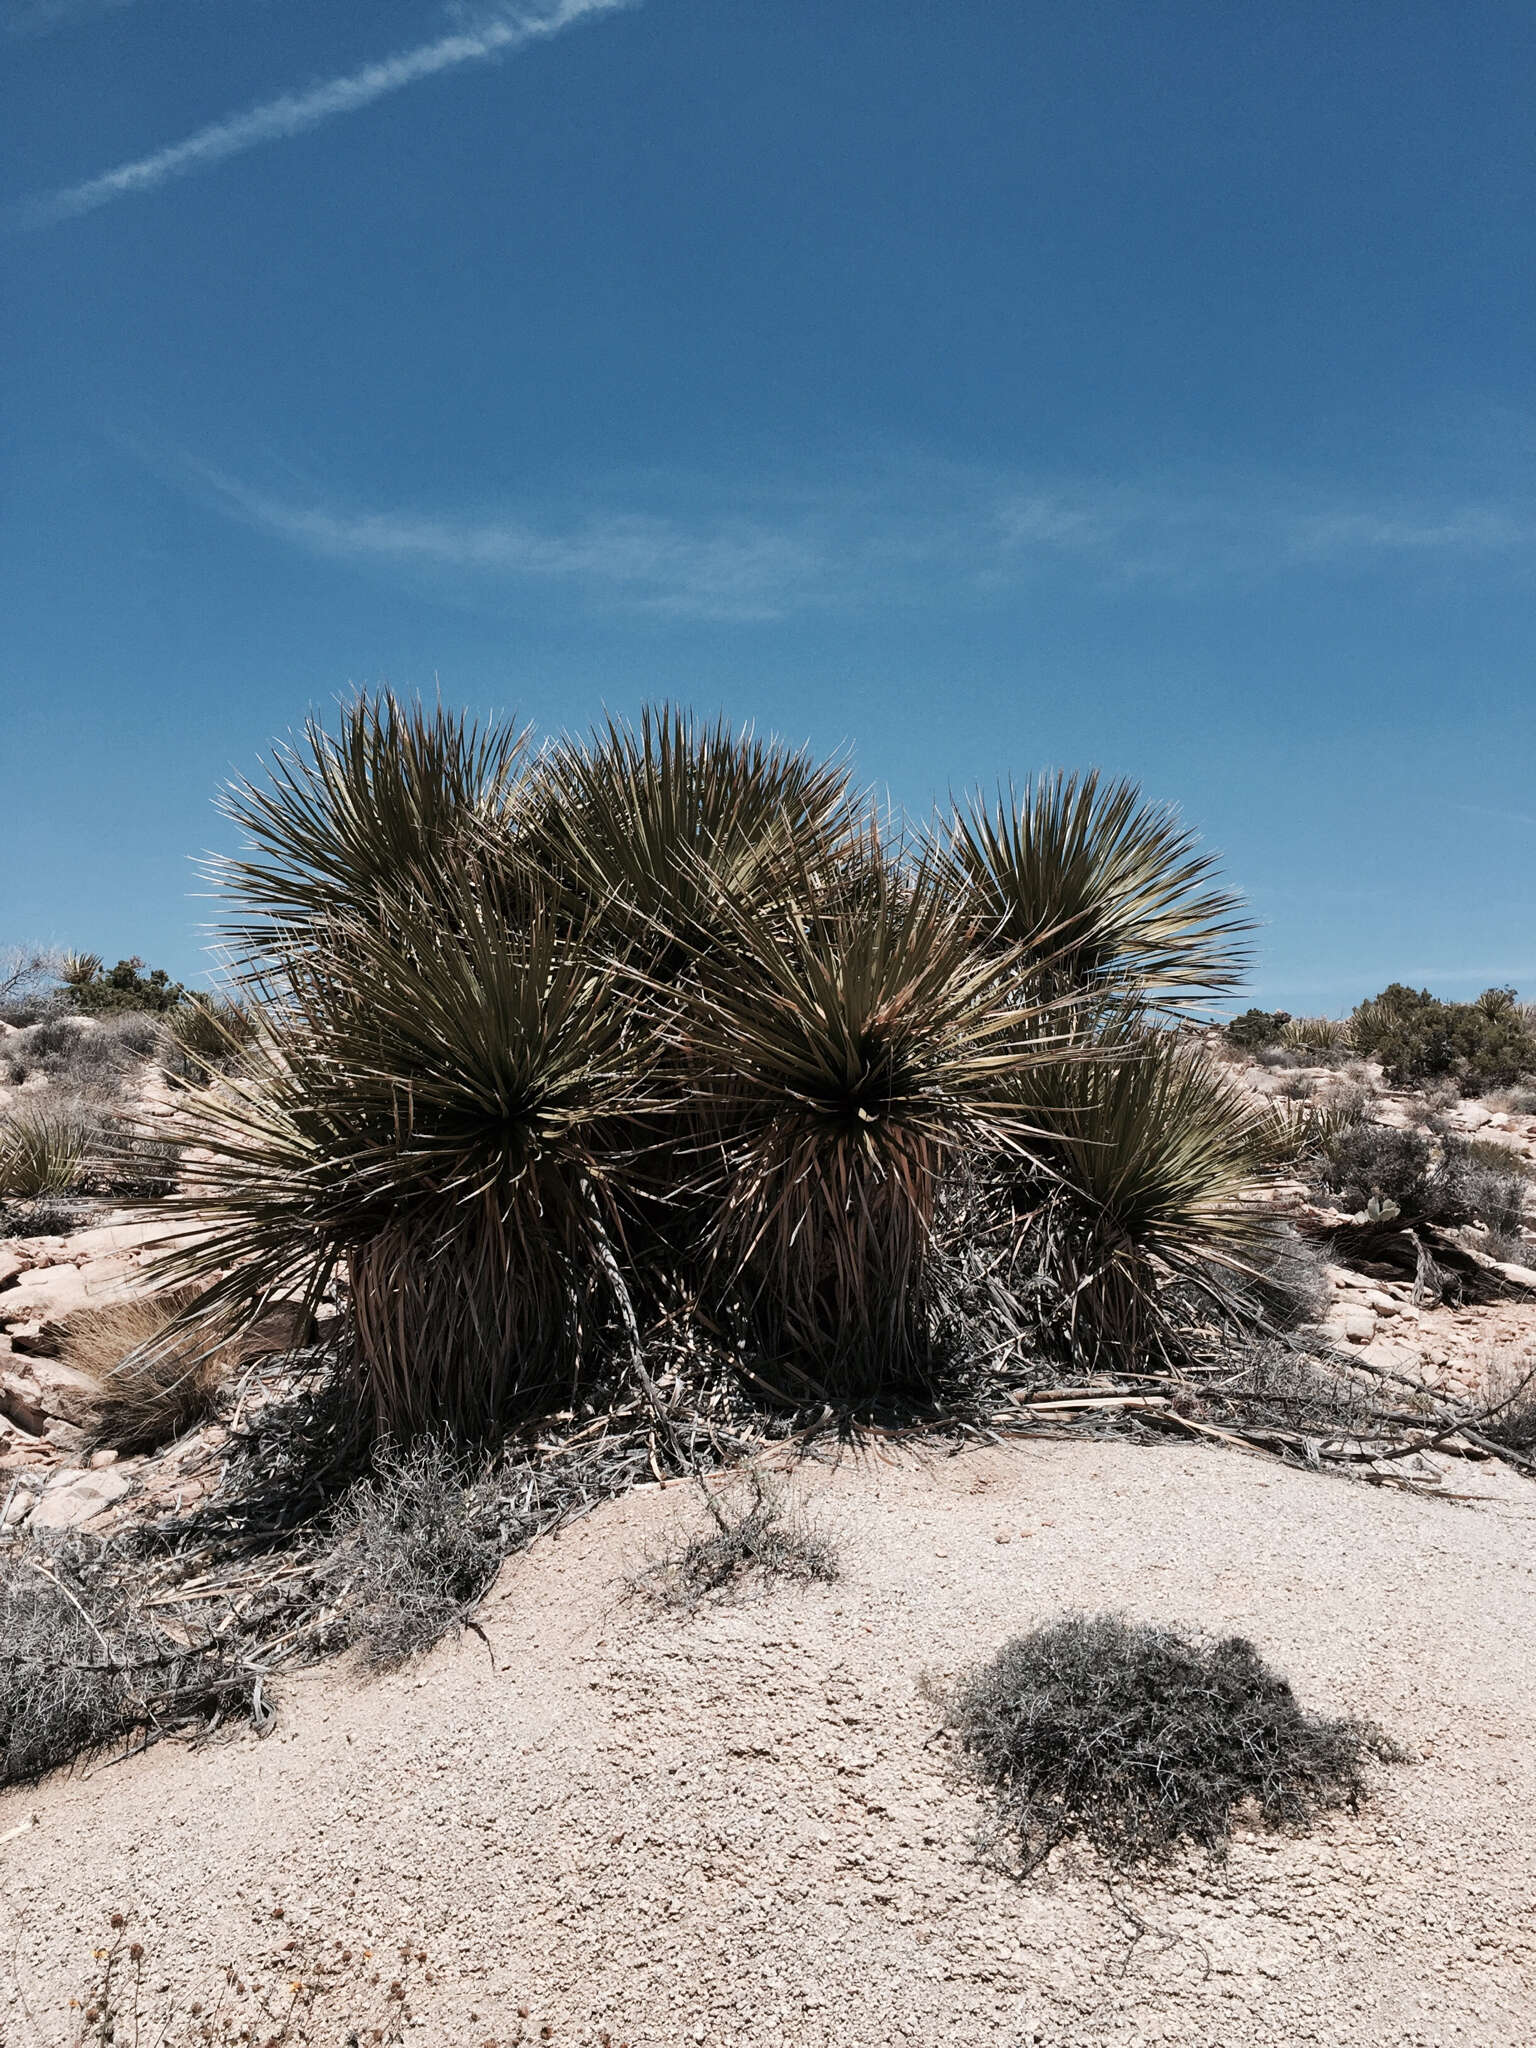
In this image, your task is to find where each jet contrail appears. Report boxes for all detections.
[12,0,633,229]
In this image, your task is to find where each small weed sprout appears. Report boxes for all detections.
[634,1471,838,1610]
[947,1612,1401,1874]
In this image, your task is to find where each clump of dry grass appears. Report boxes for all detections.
[1476,1348,1536,1457]
[321,1437,508,1668]
[62,1290,229,1455]
[0,1531,250,1786]
[948,1612,1400,1874]
[634,1470,838,1610]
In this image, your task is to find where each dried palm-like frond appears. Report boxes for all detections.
[679,836,1058,1400]
[946,772,1252,1005]
[148,872,641,1440]
[1001,1023,1277,1368]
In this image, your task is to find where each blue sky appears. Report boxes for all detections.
[3,0,1533,1011]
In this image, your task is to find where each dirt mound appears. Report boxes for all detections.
[2,1439,1533,2046]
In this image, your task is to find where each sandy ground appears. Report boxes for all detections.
[3,1438,1535,2048]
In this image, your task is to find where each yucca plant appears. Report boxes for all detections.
[1280,1016,1352,1055]
[946,772,1251,1006]
[152,867,641,1440]
[677,834,1057,1400]
[517,704,859,968]
[0,1107,91,1198]
[213,692,531,969]
[165,990,259,1077]
[999,1023,1278,1369]
[1247,1095,1364,1170]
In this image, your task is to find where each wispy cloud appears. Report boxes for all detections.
[200,471,824,622]
[177,453,1536,621]
[10,0,633,229]
[1453,802,1536,831]
[5,0,134,34]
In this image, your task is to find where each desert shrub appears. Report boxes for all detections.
[65,955,186,1016]
[1248,1097,1365,1170]
[1309,1123,1468,1223]
[1216,1339,1379,1434]
[1224,1008,1289,1051]
[999,1026,1279,1370]
[1221,1230,1332,1332]
[1274,1071,1316,1101]
[1460,1134,1535,1180]
[0,1010,161,1091]
[1350,984,1536,1094]
[93,1123,181,1198]
[634,1472,837,1610]
[324,1437,502,1667]
[948,1613,1397,1873]
[0,1106,92,1197]
[147,691,1262,1431]
[62,1289,227,1454]
[163,990,258,1077]
[947,772,1251,1006]
[1254,1043,1307,1071]
[0,1531,247,1784]
[0,1194,89,1238]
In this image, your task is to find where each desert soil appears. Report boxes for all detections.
[3,1437,1534,2048]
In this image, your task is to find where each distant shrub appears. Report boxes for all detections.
[0,944,63,1026]
[1280,1016,1352,1056]
[1224,1008,1289,1051]
[1350,984,1536,1095]
[947,1613,1398,1872]
[1248,1097,1363,1170]
[164,991,258,1078]
[1456,1154,1527,1239]
[1460,1135,1535,1181]
[1309,1124,1455,1222]
[66,956,186,1016]
[1,1011,160,1091]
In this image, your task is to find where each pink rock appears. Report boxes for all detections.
[30,1466,132,1530]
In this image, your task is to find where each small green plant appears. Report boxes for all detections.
[0,1106,91,1197]
[948,1612,1399,1873]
